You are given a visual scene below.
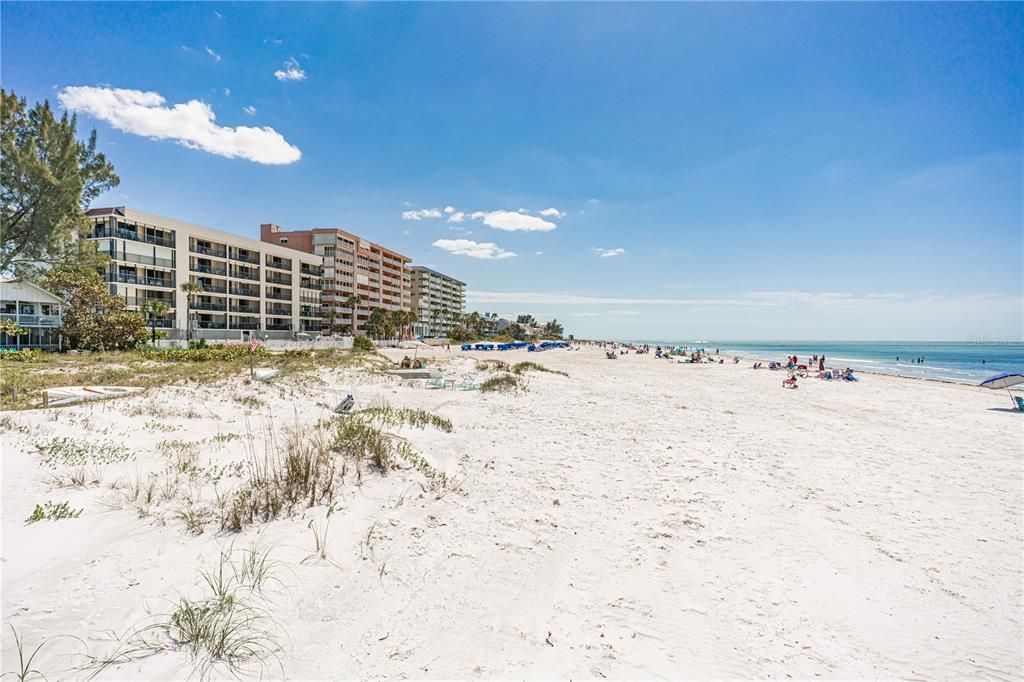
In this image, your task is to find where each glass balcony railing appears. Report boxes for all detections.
[192,281,227,294]
[230,269,260,281]
[91,226,175,248]
[265,291,290,301]
[190,244,227,258]
[266,306,292,316]
[266,272,292,285]
[229,285,260,298]
[111,273,175,288]
[230,251,260,265]
[191,263,227,276]
[191,302,227,312]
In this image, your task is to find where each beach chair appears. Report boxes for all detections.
[1015,396,1024,411]
[423,376,445,390]
[334,394,355,414]
[455,373,479,391]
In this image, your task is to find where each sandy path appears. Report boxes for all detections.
[2,348,1021,680]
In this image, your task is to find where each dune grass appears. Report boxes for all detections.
[0,347,387,411]
[480,373,526,393]
[512,361,568,377]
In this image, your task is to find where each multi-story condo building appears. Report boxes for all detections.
[0,278,63,350]
[260,224,411,335]
[87,208,324,340]
[409,266,466,338]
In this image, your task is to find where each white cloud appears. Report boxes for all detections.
[433,239,516,260]
[401,208,442,220]
[593,247,625,258]
[539,207,566,218]
[274,57,306,82]
[205,46,222,62]
[535,251,544,256]
[570,312,600,317]
[214,10,223,18]
[181,45,193,52]
[477,210,556,232]
[223,87,231,96]
[242,105,257,116]
[443,205,455,213]
[448,211,466,223]
[58,86,301,165]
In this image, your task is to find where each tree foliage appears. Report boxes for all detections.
[40,264,147,350]
[1,89,119,274]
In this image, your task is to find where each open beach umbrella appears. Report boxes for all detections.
[979,372,1024,406]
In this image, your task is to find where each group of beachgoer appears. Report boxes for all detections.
[896,356,926,364]
[399,356,424,369]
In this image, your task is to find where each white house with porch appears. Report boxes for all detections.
[0,279,63,350]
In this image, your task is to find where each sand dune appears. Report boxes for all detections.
[1,347,1021,680]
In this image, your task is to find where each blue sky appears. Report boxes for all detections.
[3,2,1021,340]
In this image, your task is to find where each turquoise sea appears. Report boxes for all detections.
[631,340,1024,384]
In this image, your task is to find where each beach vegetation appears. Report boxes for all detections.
[360,405,454,433]
[512,361,568,377]
[40,264,149,351]
[480,373,526,393]
[475,359,510,372]
[1,88,118,275]
[25,500,82,524]
[352,335,375,351]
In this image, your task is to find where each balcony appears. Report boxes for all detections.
[265,323,292,331]
[266,272,292,286]
[191,302,227,312]
[91,225,175,248]
[299,279,322,290]
[190,244,227,258]
[112,251,175,268]
[230,321,260,330]
[230,268,260,281]
[196,321,227,330]
[192,263,227,276]
[229,303,260,314]
[229,285,260,298]
[1,312,60,327]
[230,249,260,265]
[128,294,175,308]
[265,257,291,271]
[192,281,227,294]
[111,273,175,288]
[300,264,323,276]
[265,291,290,301]
[266,306,292,316]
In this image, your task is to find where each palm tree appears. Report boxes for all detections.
[325,308,337,337]
[179,281,203,343]
[345,294,362,336]
[144,299,169,345]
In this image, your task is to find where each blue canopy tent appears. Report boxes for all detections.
[979,372,1024,409]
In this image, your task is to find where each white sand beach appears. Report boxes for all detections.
[1,347,1021,680]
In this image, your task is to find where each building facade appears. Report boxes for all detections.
[87,208,324,340]
[409,266,466,338]
[260,224,411,335]
[0,279,62,350]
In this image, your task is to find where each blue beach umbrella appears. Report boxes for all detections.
[980,372,1024,406]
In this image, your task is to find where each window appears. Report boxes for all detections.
[279,237,288,244]
[41,304,58,316]
[2,302,15,314]
[19,303,35,315]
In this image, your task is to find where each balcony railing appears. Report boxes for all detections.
[230,269,260,281]
[229,285,260,298]
[112,273,175,288]
[192,282,227,294]
[128,295,175,308]
[265,258,291,271]
[0,313,60,327]
[191,302,227,312]
[190,244,227,258]
[230,322,260,330]
[229,304,261,314]
[266,306,292,316]
[265,291,290,301]
[265,323,292,331]
[300,264,323,276]
[300,280,322,290]
[230,251,260,265]
[112,252,175,268]
[266,273,292,285]
[91,226,175,248]
[192,263,227,276]
[196,321,227,330]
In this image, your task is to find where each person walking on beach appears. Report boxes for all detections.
[820,354,826,371]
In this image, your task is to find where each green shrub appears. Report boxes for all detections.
[145,344,266,363]
[352,336,374,352]
[0,348,43,362]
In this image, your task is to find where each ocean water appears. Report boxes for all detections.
[631,340,1024,384]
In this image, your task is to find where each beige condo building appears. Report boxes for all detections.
[86,207,324,340]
